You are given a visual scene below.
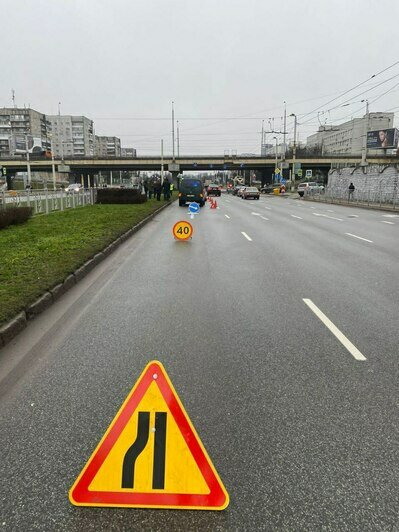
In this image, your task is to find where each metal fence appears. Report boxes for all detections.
[0,188,97,215]
[303,187,399,210]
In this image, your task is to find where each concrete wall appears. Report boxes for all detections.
[327,164,399,201]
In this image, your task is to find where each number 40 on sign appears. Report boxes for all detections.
[173,221,193,240]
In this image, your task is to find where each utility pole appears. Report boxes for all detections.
[25,134,31,187]
[161,139,164,184]
[289,113,297,190]
[261,119,264,155]
[50,134,56,190]
[361,99,369,166]
[12,89,16,108]
[283,101,287,160]
[172,101,175,161]
[177,120,180,158]
[273,136,278,182]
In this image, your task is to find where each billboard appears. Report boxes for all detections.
[12,135,47,154]
[367,128,399,149]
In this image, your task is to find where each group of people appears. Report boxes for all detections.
[143,177,174,201]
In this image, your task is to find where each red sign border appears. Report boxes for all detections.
[69,361,229,510]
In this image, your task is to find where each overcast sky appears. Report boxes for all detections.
[2,0,399,155]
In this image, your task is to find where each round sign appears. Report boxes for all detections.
[188,202,200,214]
[173,220,193,240]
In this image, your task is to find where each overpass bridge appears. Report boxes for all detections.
[1,155,398,174]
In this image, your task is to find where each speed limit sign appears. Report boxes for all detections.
[173,220,193,240]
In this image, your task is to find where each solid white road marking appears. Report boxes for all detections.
[345,232,373,243]
[241,232,252,241]
[225,214,230,219]
[290,214,303,219]
[303,299,367,361]
[380,221,394,225]
[260,216,269,220]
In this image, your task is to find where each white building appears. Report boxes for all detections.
[48,115,94,157]
[306,112,394,155]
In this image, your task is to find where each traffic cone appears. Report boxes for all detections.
[214,199,218,209]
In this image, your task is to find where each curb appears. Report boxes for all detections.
[0,200,174,349]
[301,197,399,212]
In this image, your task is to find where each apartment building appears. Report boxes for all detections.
[306,113,394,155]
[48,115,94,157]
[121,147,137,157]
[95,136,121,157]
[0,107,51,157]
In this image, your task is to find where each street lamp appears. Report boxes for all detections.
[289,113,297,190]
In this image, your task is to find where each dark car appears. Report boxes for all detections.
[260,184,275,194]
[242,187,260,200]
[207,184,221,196]
[178,178,206,207]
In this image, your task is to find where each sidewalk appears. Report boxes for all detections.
[298,195,399,212]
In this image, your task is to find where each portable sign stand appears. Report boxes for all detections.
[69,361,229,510]
[173,220,193,241]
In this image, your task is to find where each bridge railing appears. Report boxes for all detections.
[0,188,96,215]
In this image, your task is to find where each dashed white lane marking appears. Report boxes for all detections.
[380,220,394,225]
[264,206,271,210]
[327,210,334,213]
[303,299,367,361]
[225,214,230,219]
[225,199,231,203]
[310,206,316,209]
[251,212,261,216]
[382,214,399,218]
[348,215,359,218]
[260,216,269,220]
[313,213,343,221]
[345,232,373,243]
[290,214,303,219]
[241,232,252,241]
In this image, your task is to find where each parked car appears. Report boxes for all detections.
[297,182,323,197]
[260,184,275,194]
[65,183,82,194]
[242,187,260,200]
[207,184,221,197]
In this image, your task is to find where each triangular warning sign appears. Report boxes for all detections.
[69,361,229,510]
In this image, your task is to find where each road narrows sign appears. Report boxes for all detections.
[69,361,229,510]
[173,220,193,240]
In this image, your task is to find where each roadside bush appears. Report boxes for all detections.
[96,189,147,204]
[0,206,33,230]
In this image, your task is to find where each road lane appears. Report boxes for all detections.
[0,197,398,530]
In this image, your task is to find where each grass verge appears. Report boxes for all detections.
[0,200,170,325]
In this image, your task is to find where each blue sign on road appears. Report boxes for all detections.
[188,202,200,214]
[280,178,286,185]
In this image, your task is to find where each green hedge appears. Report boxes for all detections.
[0,206,33,230]
[96,188,147,204]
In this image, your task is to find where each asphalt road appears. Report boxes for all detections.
[0,194,398,531]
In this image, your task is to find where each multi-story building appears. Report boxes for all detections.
[306,112,394,155]
[121,147,137,157]
[0,107,51,157]
[48,115,94,157]
[95,136,121,157]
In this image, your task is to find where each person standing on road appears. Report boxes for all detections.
[348,182,355,200]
